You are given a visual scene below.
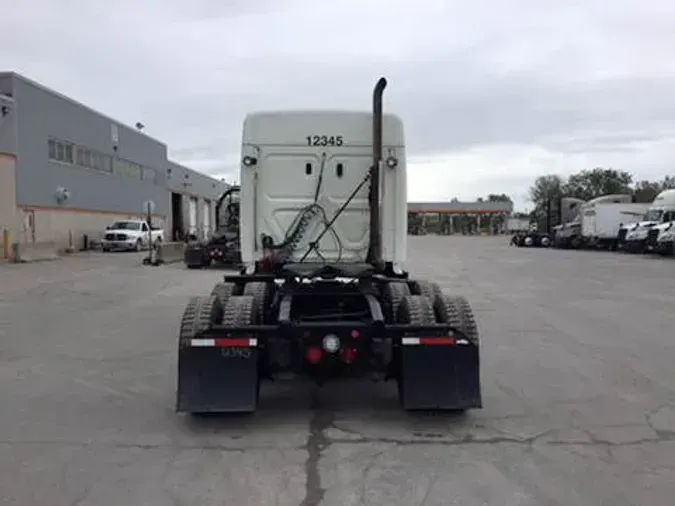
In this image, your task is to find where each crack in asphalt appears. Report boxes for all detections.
[4,408,675,506]
[299,390,334,506]
[2,428,674,452]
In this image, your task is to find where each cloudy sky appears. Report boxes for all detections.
[3,0,675,211]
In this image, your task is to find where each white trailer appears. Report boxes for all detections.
[581,202,648,249]
[506,217,529,233]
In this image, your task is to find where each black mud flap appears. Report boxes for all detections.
[399,344,481,411]
[184,247,205,267]
[176,346,259,413]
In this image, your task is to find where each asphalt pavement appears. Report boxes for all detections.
[1,236,674,505]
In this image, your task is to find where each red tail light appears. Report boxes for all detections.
[305,347,323,364]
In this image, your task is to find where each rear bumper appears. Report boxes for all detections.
[176,322,481,413]
[189,321,468,342]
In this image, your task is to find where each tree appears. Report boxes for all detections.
[632,175,675,202]
[662,175,675,189]
[632,180,662,203]
[562,167,633,201]
[528,174,565,208]
[487,193,513,203]
[528,174,566,224]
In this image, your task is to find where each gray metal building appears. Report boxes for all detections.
[0,71,228,252]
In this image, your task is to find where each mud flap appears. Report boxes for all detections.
[176,346,259,413]
[184,246,205,267]
[399,344,481,411]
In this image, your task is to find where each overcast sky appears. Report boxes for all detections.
[3,0,675,211]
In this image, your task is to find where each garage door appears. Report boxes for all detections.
[203,200,211,238]
[188,197,198,234]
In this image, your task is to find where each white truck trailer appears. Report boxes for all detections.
[580,195,649,250]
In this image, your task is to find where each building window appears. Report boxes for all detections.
[141,166,157,183]
[100,153,113,173]
[48,139,57,160]
[75,146,112,173]
[92,152,103,171]
[64,143,73,164]
[115,158,142,180]
[56,142,64,161]
[48,138,74,164]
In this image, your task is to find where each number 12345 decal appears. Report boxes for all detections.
[306,135,344,147]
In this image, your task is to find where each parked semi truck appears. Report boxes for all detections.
[176,78,482,414]
[550,197,585,249]
[622,189,675,253]
[183,185,241,268]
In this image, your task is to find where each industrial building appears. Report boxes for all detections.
[0,71,228,255]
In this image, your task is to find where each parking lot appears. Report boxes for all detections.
[1,236,675,505]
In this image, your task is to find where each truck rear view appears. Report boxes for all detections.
[175,78,482,415]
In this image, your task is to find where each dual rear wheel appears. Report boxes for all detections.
[381,280,479,346]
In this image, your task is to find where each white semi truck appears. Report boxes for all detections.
[622,189,675,253]
[175,78,482,415]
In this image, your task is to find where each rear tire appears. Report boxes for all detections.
[433,294,479,346]
[222,295,258,326]
[179,295,256,416]
[408,279,442,305]
[179,295,223,345]
[242,282,271,324]
[381,282,411,323]
[211,282,238,307]
[428,294,481,413]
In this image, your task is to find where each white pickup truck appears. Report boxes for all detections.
[100,219,164,252]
